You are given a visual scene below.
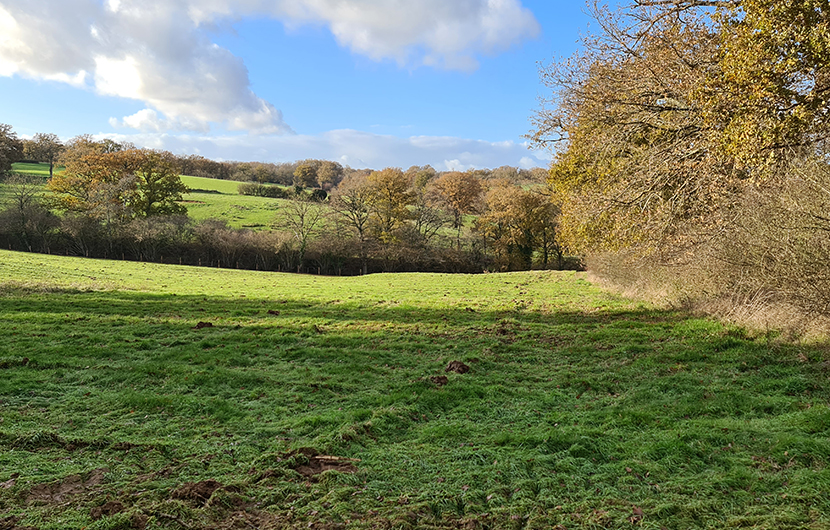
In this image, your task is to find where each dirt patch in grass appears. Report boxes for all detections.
[26,468,107,504]
[172,479,229,504]
[445,360,470,374]
[90,500,125,519]
[286,448,359,478]
[0,515,38,530]
[208,510,287,530]
[431,375,449,386]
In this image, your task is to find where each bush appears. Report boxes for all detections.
[237,182,290,199]
[586,156,830,336]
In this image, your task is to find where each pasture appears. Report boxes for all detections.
[5,165,293,230]
[0,250,828,529]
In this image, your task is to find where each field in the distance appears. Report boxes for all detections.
[5,164,301,230]
[0,250,829,529]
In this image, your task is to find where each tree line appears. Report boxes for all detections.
[0,127,574,275]
[531,0,830,319]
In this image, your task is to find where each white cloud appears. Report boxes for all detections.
[518,156,536,169]
[95,129,549,170]
[0,0,538,134]
[444,159,473,172]
[111,109,169,132]
[94,55,143,99]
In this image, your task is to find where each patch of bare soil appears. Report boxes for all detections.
[193,321,214,329]
[430,375,449,386]
[26,468,107,504]
[445,361,470,374]
[90,500,125,519]
[171,479,227,504]
[287,448,359,478]
[0,515,38,530]
[130,513,149,529]
[493,320,519,342]
[207,510,288,530]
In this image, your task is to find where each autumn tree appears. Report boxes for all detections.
[405,165,438,190]
[330,173,373,274]
[24,133,64,177]
[365,168,414,243]
[431,171,482,250]
[533,0,830,256]
[294,162,318,188]
[475,180,559,270]
[529,0,830,315]
[49,145,188,219]
[316,161,344,189]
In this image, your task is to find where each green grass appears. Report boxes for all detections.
[183,190,289,229]
[179,175,248,195]
[10,162,64,177]
[0,250,828,529]
[178,176,332,231]
[4,164,293,230]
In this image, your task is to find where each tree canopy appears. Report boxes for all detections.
[0,124,23,176]
[23,133,64,177]
[48,140,188,220]
[532,0,830,255]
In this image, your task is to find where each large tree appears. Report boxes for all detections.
[365,168,414,243]
[24,133,64,177]
[475,180,559,270]
[0,124,23,176]
[330,173,374,274]
[532,0,830,256]
[49,144,188,219]
[431,171,482,250]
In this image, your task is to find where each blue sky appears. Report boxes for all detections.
[0,1,609,171]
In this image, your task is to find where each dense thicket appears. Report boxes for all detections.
[532,0,830,321]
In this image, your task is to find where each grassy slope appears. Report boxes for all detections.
[182,191,286,229]
[10,163,64,177]
[0,250,828,529]
[6,165,292,230]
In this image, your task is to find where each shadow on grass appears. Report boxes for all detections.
[1,288,830,530]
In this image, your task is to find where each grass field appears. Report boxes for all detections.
[182,190,287,229]
[6,165,293,230]
[10,163,64,178]
[0,250,828,529]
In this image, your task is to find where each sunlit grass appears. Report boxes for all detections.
[0,250,828,529]
[10,162,64,177]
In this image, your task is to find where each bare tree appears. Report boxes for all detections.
[330,174,373,274]
[277,194,326,268]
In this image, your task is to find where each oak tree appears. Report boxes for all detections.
[365,168,414,243]
[49,144,188,219]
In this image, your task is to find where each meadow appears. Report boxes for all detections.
[8,163,62,178]
[0,249,828,529]
[5,165,309,231]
